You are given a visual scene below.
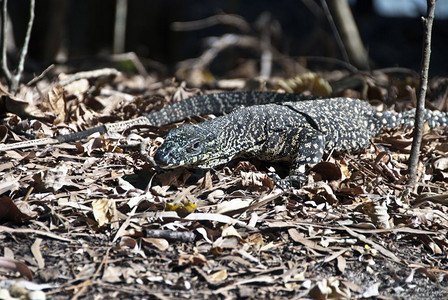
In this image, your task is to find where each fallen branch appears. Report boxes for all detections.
[58,68,121,86]
[0,225,74,242]
[144,229,196,243]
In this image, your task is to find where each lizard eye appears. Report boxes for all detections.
[186,139,201,153]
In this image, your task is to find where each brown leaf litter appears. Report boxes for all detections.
[0,69,448,299]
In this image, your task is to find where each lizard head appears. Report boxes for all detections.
[154,123,231,169]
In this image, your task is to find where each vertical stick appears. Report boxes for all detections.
[408,0,436,187]
[1,0,12,81]
[113,0,128,54]
[11,0,35,93]
[1,0,35,94]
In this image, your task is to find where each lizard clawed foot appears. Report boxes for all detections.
[267,173,306,190]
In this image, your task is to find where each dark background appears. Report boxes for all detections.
[6,0,448,76]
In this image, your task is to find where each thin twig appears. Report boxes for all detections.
[298,55,358,73]
[26,64,55,86]
[177,34,260,71]
[1,0,11,81]
[11,0,35,92]
[177,33,300,77]
[0,225,74,242]
[320,0,350,64]
[408,0,436,188]
[1,0,35,93]
[171,14,251,32]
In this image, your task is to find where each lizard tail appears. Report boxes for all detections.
[143,91,317,126]
[381,109,448,129]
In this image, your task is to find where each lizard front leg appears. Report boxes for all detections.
[274,128,326,189]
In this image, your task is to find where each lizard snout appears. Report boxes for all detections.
[153,147,174,167]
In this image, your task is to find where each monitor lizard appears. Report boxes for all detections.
[153,96,448,187]
[0,91,316,151]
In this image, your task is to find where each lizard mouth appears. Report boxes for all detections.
[194,157,232,169]
[153,148,204,168]
[153,149,183,168]
[154,148,230,169]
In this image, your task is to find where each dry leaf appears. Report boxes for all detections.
[208,269,228,284]
[216,198,251,215]
[0,196,30,224]
[309,278,351,300]
[0,125,7,142]
[337,256,347,274]
[156,168,192,187]
[0,179,20,198]
[199,171,213,189]
[240,171,273,188]
[76,136,106,155]
[244,233,264,249]
[213,236,239,249]
[434,157,448,171]
[288,228,330,253]
[221,225,242,239]
[118,236,138,249]
[362,283,380,298]
[275,73,332,96]
[42,84,66,124]
[43,163,75,191]
[141,237,170,251]
[0,257,33,280]
[176,253,207,267]
[207,190,225,203]
[310,161,343,182]
[359,198,391,229]
[309,279,332,299]
[31,238,45,269]
[102,266,123,283]
[92,198,117,227]
[0,82,46,119]
[63,78,90,95]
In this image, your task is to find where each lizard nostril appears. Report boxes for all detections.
[153,150,167,165]
[154,146,177,166]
